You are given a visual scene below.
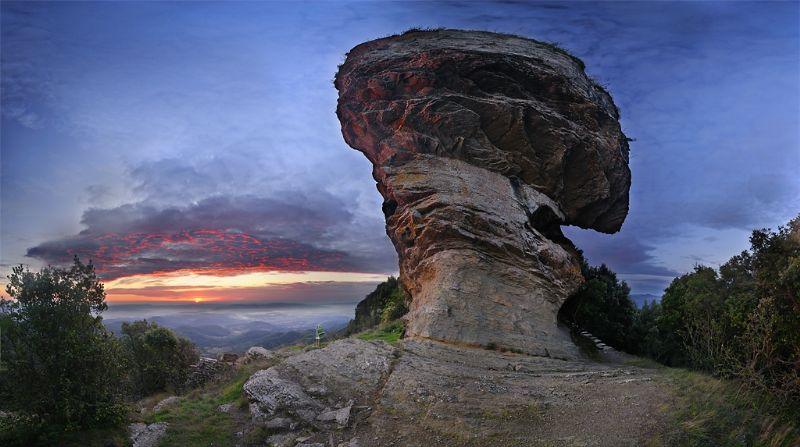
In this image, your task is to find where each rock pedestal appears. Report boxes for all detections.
[335,29,631,358]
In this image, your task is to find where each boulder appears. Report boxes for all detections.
[335,29,631,358]
[186,357,228,388]
[243,339,396,430]
[243,368,321,423]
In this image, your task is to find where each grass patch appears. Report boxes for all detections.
[153,394,236,447]
[664,368,799,446]
[144,357,275,447]
[357,320,405,343]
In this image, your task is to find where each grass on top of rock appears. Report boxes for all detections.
[357,320,405,343]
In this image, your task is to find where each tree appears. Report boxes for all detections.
[641,215,799,399]
[0,258,125,438]
[559,260,637,351]
[120,320,198,396]
[657,265,723,368]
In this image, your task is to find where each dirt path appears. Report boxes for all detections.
[348,339,672,447]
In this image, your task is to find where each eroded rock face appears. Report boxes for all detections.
[244,339,396,431]
[335,29,630,358]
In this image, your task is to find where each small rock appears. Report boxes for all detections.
[265,433,292,447]
[316,400,353,426]
[306,384,329,396]
[265,417,294,430]
[217,402,234,413]
[129,422,169,447]
[245,346,276,362]
[153,396,180,412]
[296,444,325,447]
[338,438,360,447]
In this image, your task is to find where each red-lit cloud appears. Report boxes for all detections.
[26,194,396,280]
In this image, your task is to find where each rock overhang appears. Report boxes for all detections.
[335,29,631,357]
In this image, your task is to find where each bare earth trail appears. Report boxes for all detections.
[243,337,672,447]
[355,339,670,447]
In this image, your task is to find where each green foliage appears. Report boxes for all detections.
[0,258,126,443]
[315,323,326,341]
[559,260,637,351]
[380,285,408,324]
[153,393,236,446]
[121,320,199,397]
[631,215,800,400]
[357,320,405,343]
[345,277,408,335]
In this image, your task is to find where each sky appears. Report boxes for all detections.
[1,1,798,304]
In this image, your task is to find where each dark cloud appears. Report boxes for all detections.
[565,226,679,276]
[27,193,397,279]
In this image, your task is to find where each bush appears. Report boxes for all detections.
[120,320,199,396]
[345,277,408,334]
[0,258,126,441]
[380,285,408,324]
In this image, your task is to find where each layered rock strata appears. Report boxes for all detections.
[335,29,631,358]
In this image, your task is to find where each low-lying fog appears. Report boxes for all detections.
[103,302,356,356]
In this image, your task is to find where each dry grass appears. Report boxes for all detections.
[663,368,799,446]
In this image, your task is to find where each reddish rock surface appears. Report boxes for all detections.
[335,29,631,358]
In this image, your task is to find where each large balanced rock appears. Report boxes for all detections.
[335,29,631,358]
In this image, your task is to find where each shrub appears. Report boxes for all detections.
[0,258,126,440]
[121,320,199,396]
[345,277,408,334]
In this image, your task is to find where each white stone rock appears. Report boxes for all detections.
[129,422,169,447]
[153,395,180,412]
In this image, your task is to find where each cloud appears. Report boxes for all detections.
[27,192,397,279]
[4,1,798,298]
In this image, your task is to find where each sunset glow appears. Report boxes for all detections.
[103,270,392,302]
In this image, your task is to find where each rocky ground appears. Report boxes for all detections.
[241,336,672,447]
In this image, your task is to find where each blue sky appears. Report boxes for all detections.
[1,1,798,301]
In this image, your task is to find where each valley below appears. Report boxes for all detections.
[103,302,353,356]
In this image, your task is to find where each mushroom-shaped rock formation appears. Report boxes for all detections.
[335,29,631,359]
